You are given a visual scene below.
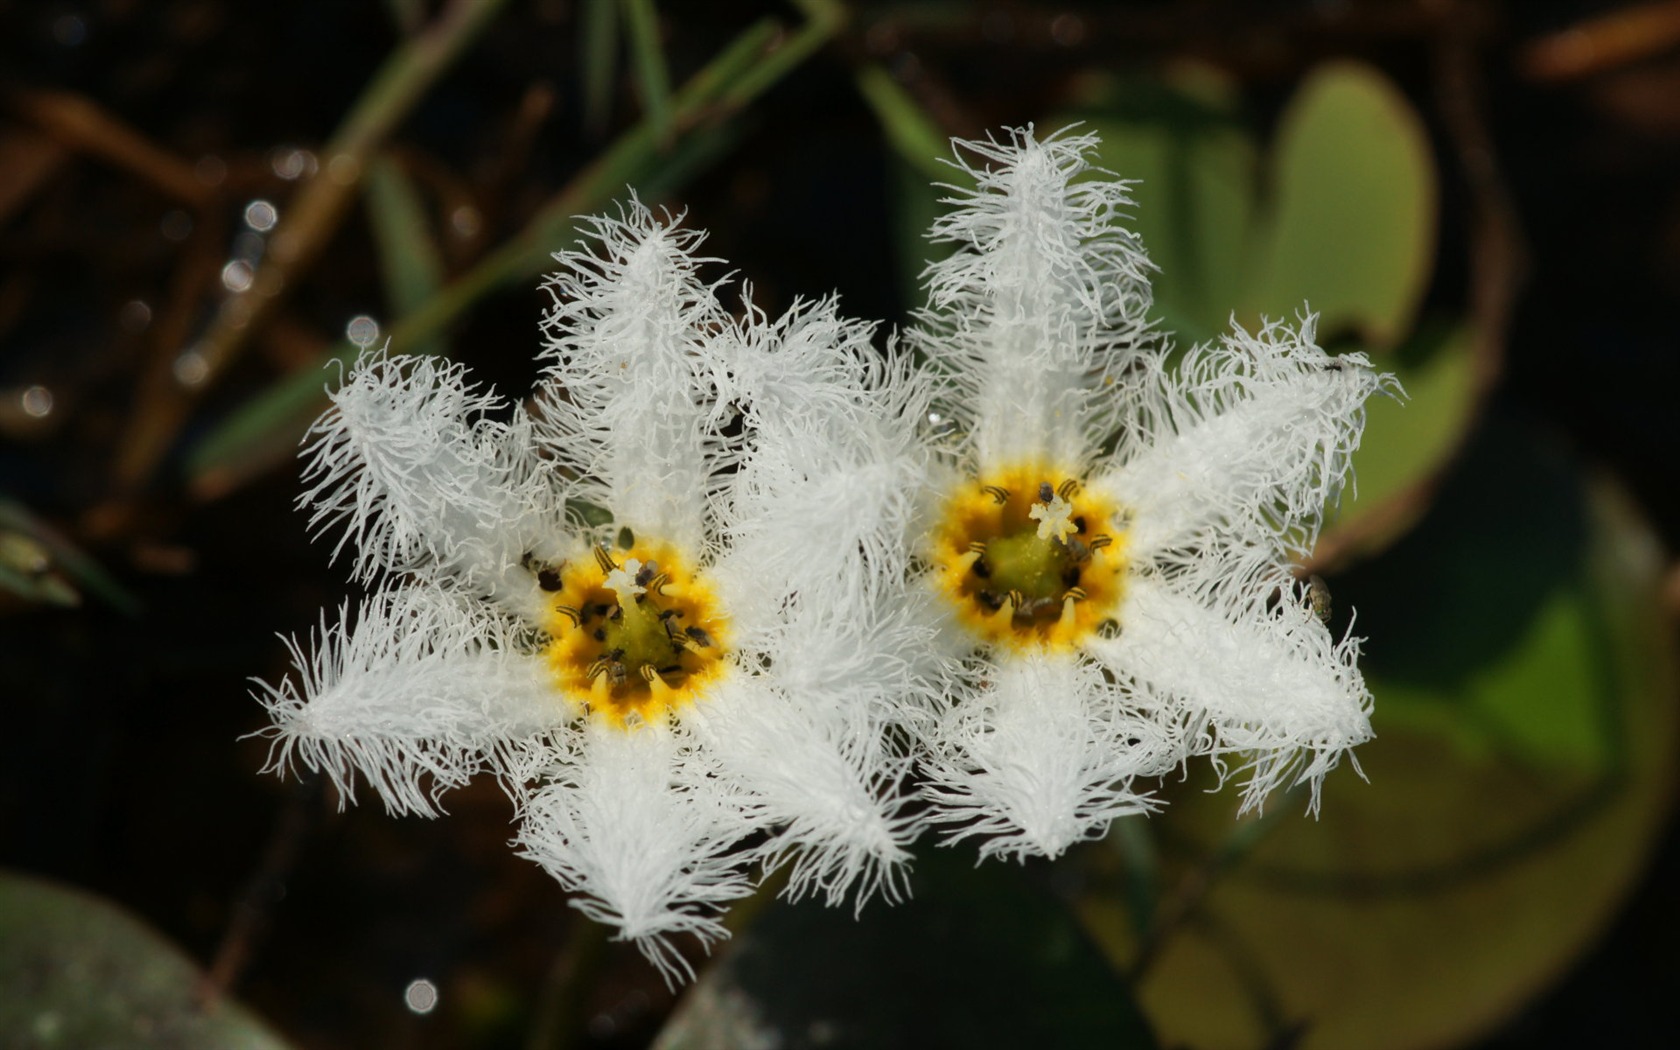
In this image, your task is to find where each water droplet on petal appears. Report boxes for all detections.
[346,315,380,348]
[403,978,438,1015]
[221,260,254,294]
[244,199,278,232]
[173,348,209,387]
[119,300,152,333]
[20,386,53,418]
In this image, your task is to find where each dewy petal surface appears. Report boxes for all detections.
[253,585,561,817]
[901,125,1396,859]
[910,127,1154,472]
[535,199,730,553]
[922,650,1164,862]
[515,721,756,984]
[299,351,564,610]
[255,195,941,977]
[1095,316,1398,561]
[1085,572,1373,813]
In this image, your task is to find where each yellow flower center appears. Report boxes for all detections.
[540,541,730,728]
[931,463,1128,650]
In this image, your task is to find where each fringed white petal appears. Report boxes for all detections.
[536,198,730,553]
[515,721,758,986]
[717,302,935,638]
[922,650,1166,862]
[1094,315,1400,560]
[1087,572,1372,815]
[685,634,922,911]
[250,585,561,816]
[909,126,1154,471]
[298,349,567,618]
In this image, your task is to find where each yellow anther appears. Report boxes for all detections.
[981,484,1011,505]
[593,546,617,574]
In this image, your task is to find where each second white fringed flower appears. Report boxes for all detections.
[253,200,931,980]
[906,127,1399,862]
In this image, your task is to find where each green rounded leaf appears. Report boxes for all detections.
[0,871,294,1049]
[1317,322,1481,557]
[1244,61,1437,347]
[1077,420,1676,1049]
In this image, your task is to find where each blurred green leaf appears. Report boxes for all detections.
[855,65,949,181]
[1244,61,1437,347]
[621,0,672,142]
[580,0,619,134]
[1316,322,1480,555]
[1067,66,1259,345]
[655,850,1157,1050]
[363,152,446,357]
[1076,418,1676,1049]
[0,870,294,1048]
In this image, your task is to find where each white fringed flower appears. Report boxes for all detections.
[908,127,1398,862]
[252,200,931,981]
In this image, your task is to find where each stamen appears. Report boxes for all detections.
[930,463,1130,651]
[593,547,617,574]
[1029,492,1076,542]
[554,605,582,628]
[604,558,647,601]
[986,593,1018,632]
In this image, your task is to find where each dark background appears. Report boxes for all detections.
[2,1,1677,1046]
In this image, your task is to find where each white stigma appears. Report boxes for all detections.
[604,558,646,602]
[1030,494,1075,542]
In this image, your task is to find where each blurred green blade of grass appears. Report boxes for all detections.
[620,0,672,143]
[185,15,826,495]
[115,0,515,492]
[363,153,446,357]
[580,0,619,133]
[854,64,948,181]
[0,498,139,614]
[381,0,425,35]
